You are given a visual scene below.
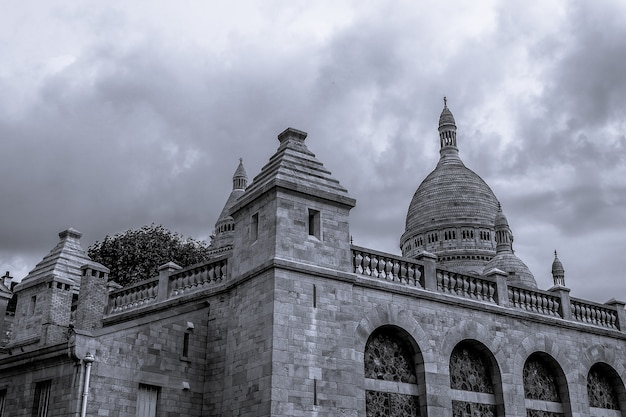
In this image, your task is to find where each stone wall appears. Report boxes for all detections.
[84,302,211,417]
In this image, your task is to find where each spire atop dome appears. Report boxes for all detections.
[232,158,247,191]
[438,97,458,156]
[482,203,537,288]
[494,203,513,253]
[552,250,565,286]
[211,159,248,252]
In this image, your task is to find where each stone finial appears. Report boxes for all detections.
[59,227,82,240]
[278,127,307,144]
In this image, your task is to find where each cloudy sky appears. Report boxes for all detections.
[1,1,625,303]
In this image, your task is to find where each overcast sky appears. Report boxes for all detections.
[1,1,625,303]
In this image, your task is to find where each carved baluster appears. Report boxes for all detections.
[199,266,209,287]
[399,261,407,282]
[354,251,363,274]
[539,294,547,315]
[462,276,470,297]
[415,267,422,288]
[469,278,476,299]
[475,280,483,300]
[384,258,393,281]
[379,256,387,279]
[588,306,596,325]
[488,282,496,303]
[452,273,460,295]
[553,298,560,317]
[597,307,604,326]
[515,288,528,310]
[364,254,371,276]
[437,270,443,291]
[392,260,400,283]
[584,305,591,323]
[407,263,415,286]
[447,272,455,293]
[530,292,538,312]
[371,256,380,278]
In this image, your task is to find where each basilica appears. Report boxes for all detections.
[0,103,624,417]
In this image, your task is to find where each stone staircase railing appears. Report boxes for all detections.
[352,246,625,332]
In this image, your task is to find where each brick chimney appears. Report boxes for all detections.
[74,263,110,331]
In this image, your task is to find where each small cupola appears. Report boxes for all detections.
[438,96,458,155]
[494,203,514,253]
[233,158,248,191]
[551,251,565,286]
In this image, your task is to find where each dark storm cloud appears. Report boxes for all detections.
[1,2,625,303]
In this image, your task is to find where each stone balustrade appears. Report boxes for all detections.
[437,270,497,303]
[107,278,159,314]
[571,298,619,330]
[508,286,561,317]
[107,247,623,333]
[352,246,424,288]
[351,246,625,332]
[106,256,228,316]
[169,258,228,296]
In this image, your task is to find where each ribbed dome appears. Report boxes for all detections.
[403,157,500,236]
[552,252,565,275]
[494,206,509,228]
[400,101,499,274]
[439,106,456,127]
[484,254,537,288]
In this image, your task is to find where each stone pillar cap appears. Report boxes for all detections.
[278,127,307,143]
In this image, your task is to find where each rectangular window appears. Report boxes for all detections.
[137,384,159,417]
[32,380,51,417]
[251,213,259,241]
[29,296,37,315]
[183,332,190,357]
[308,209,320,239]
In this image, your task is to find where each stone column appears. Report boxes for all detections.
[416,251,437,291]
[549,285,572,320]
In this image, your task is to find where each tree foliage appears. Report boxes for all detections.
[88,224,212,287]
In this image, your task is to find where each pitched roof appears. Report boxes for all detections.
[231,128,355,213]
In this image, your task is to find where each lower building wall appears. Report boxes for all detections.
[2,265,626,417]
[0,348,79,417]
[83,304,211,417]
[271,267,626,417]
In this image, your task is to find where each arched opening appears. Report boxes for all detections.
[364,325,425,416]
[449,340,504,417]
[523,352,570,417]
[588,362,625,416]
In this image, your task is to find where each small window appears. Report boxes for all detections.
[29,296,37,316]
[308,209,320,239]
[33,380,51,417]
[183,333,190,357]
[251,213,259,241]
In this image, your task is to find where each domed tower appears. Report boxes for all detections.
[483,204,537,287]
[551,251,565,286]
[211,158,248,251]
[400,99,499,275]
